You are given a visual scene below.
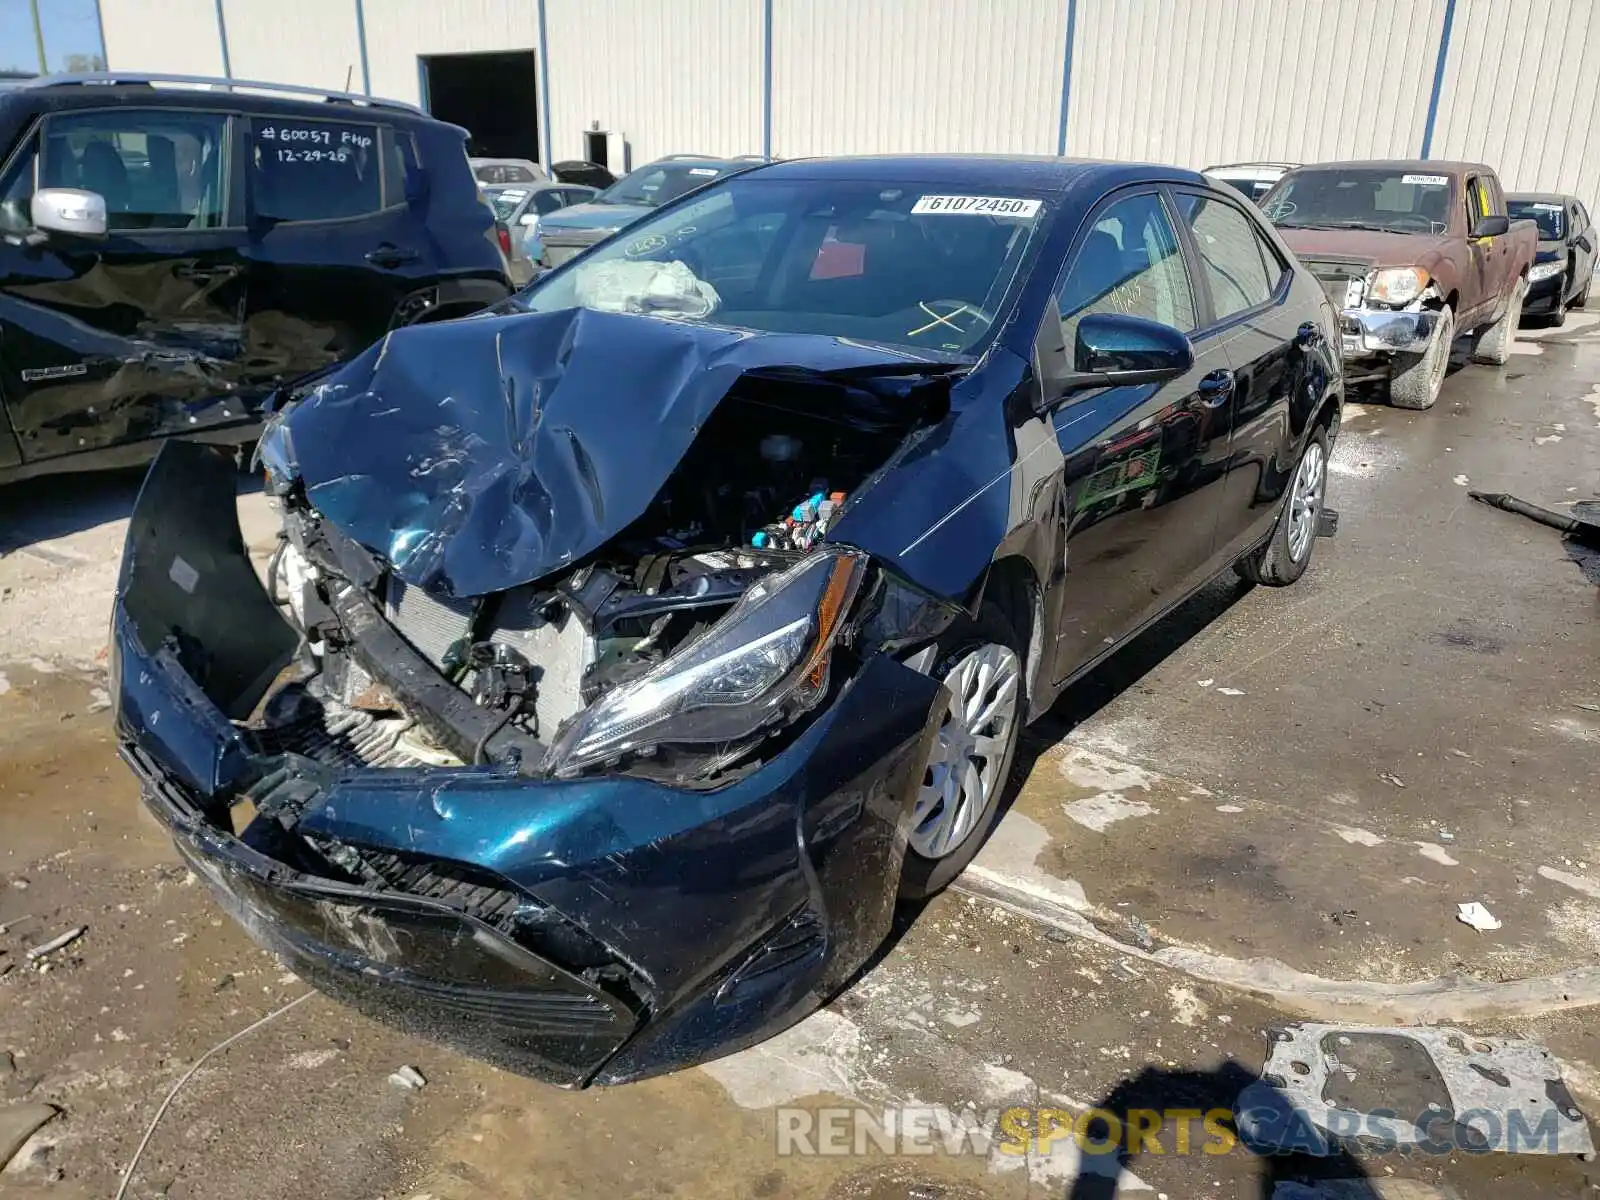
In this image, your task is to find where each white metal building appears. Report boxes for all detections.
[93,0,1600,202]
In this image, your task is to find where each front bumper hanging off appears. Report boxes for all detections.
[112,442,946,1086]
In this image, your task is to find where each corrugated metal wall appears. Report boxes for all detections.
[1429,0,1600,201]
[99,0,226,78]
[543,0,762,165]
[1067,0,1445,168]
[359,0,540,107]
[94,0,1600,201]
[770,0,1068,157]
[222,0,363,92]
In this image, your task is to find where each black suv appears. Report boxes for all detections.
[0,73,512,484]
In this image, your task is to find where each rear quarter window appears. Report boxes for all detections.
[249,116,387,222]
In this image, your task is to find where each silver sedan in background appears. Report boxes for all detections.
[484,182,601,284]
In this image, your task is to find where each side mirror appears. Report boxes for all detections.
[518,212,539,226]
[1052,313,1194,398]
[1471,214,1510,239]
[31,188,107,238]
[1578,234,1593,253]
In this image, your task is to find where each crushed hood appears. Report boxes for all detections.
[270,307,945,598]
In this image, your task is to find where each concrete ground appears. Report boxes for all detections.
[2,312,1599,1199]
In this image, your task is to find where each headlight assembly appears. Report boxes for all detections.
[1528,260,1565,282]
[1366,266,1430,307]
[544,549,866,777]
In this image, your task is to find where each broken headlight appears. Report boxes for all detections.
[545,549,866,777]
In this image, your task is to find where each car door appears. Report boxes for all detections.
[1461,173,1496,323]
[238,112,435,387]
[1171,187,1308,566]
[1572,200,1596,299]
[0,105,250,464]
[1038,188,1239,683]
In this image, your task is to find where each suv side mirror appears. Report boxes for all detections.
[1471,214,1510,239]
[1052,313,1194,399]
[31,188,107,238]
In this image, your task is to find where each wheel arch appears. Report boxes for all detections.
[972,555,1046,723]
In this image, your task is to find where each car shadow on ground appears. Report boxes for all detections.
[1009,570,1254,790]
[842,572,1255,994]
[0,460,261,555]
[1067,1059,1376,1199]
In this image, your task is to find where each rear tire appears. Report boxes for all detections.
[1235,427,1330,587]
[1574,278,1591,309]
[1471,279,1525,365]
[1388,304,1453,410]
[898,600,1027,901]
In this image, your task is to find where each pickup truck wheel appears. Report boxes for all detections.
[1575,278,1591,308]
[1235,427,1329,587]
[1471,279,1525,365]
[1388,304,1453,410]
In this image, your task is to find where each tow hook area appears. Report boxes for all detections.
[1317,507,1340,538]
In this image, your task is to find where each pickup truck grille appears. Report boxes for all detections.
[1300,259,1368,309]
[540,229,611,268]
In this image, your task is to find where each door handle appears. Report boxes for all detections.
[173,263,237,282]
[365,245,419,268]
[1195,369,1235,409]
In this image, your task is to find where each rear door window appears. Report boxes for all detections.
[39,108,229,231]
[249,116,384,222]
[1176,192,1278,321]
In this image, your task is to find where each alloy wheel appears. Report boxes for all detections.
[1286,440,1326,563]
[908,642,1022,860]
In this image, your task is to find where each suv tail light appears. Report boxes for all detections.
[496,224,512,257]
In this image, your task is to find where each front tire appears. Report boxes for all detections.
[1388,304,1453,410]
[898,601,1027,901]
[1235,427,1330,587]
[1471,278,1525,365]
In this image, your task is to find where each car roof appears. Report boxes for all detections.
[471,157,539,166]
[1205,162,1296,175]
[1506,191,1575,204]
[1286,159,1492,177]
[738,154,1207,193]
[0,72,445,130]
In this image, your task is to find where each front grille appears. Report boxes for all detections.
[384,576,476,668]
[541,230,609,268]
[1300,259,1367,309]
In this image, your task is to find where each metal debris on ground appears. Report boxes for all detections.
[1243,1024,1594,1157]
[0,914,33,936]
[0,1101,58,1171]
[1468,490,1600,547]
[23,926,84,961]
[388,1065,427,1090]
[1379,772,1406,788]
[1456,902,1502,932]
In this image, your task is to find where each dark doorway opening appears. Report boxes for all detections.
[420,50,539,163]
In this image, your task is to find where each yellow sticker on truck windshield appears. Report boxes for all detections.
[911,195,1041,218]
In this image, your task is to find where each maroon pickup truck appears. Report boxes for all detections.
[1262,161,1537,410]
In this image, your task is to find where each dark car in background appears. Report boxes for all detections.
[0,73,512,485]
[116,155,1341,1087]
[535,153,768,268]
[1508,192,1595,326]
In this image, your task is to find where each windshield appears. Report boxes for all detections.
[486,188,529,221]
[1264,169,1454,234]
[515,177,1047,355]
[475,162,540,184]
[597,163,733,208]
[1508,200,1564,240]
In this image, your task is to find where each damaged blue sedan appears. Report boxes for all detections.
[113,156,1342,1086]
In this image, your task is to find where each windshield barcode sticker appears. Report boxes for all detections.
[911,195,1041,218]
[1401,174,1449,186]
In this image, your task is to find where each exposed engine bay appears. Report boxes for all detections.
[259,367,944,785]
